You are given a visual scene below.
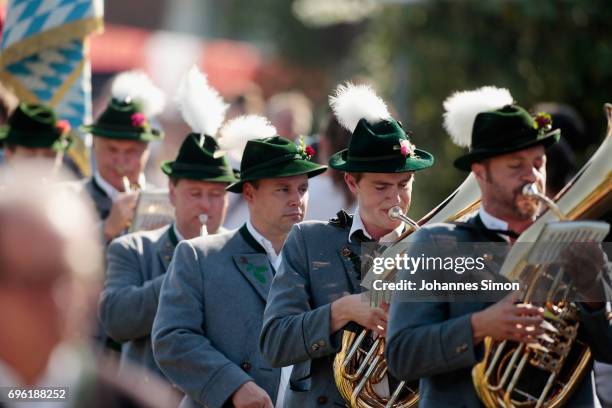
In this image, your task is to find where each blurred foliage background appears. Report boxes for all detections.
[207,0,611,216]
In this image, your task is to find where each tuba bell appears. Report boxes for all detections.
[471,104,612,408]
[333,173,483,407]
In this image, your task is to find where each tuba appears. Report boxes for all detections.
[472,104,612,408]
[333,173,482,407]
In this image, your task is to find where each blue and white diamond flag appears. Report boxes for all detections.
[0,0,103,175]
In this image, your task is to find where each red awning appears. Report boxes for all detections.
[90,24,261,97]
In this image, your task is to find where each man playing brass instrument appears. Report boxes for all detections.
[81,71,165,243]
[99,67,235,386]
[259,83,434,407]
[386,86,612,407]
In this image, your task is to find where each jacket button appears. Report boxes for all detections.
[456,343,468,354]
[311,343,320,352]
[341,247,352,257]
[241,362,252,371]
[317,395,328,404]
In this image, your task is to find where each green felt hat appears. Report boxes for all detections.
[0,103,72,151]
[82,98,163,141]
[328,118,434,173]
[161,134,237,183]
[226,136,327,193]
[453,105,560,171]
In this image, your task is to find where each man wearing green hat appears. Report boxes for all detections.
[81,71,165,243]
[99,67,234,384]
[100,134,236,383]
[386,86,612,407]
[152,114,326,408]
[0,102,71,164]
[259,83,435,407]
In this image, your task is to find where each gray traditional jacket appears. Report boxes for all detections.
[260,211,368,407]
[386,214,612,408]
[152,226,281,408]
[99,224,177,382]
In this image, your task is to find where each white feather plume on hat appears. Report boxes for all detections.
[217,115,277,161]
[443,86,513,148]
[111,70,165,117]
[176,66,228,137]
[329,82,391,132]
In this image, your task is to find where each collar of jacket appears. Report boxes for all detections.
[329,209,353,229]
[452,214,518,242]
[239,224,267,254]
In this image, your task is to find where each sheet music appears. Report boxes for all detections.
[525,221,610,265]
[129,189,175,233]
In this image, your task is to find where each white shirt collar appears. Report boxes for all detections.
[93,171,146,200]
[246,219,282,271]
[478,206,509,231]
[478,206,512,242]
[173,224,185,242]
[349,206,404,243]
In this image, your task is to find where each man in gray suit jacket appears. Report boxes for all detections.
[100,70,233,383]
[81,71,165,244]
[259,83,435,407]
[386,87,612,407]
[152,116,327,408]
[99,127,237,383]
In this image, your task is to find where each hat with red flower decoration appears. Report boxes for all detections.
[443,86,560,171]
[0,103,72,151]
[327,82,434,173]
[82,70,165,141]
[220,116,327,193]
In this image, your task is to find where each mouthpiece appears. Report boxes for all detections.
[388,206,403,220]
[388,206,419,230]
[199,214,209,236]
[522,183,539,197]
[122,176,132,193]
[520,183,567,220]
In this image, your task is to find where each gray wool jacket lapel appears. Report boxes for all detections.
[153,226,281,408]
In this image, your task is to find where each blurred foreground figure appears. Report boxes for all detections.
[0,163,179,408]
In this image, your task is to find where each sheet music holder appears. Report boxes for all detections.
[129,189,175,233]
[525,220,610,266]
